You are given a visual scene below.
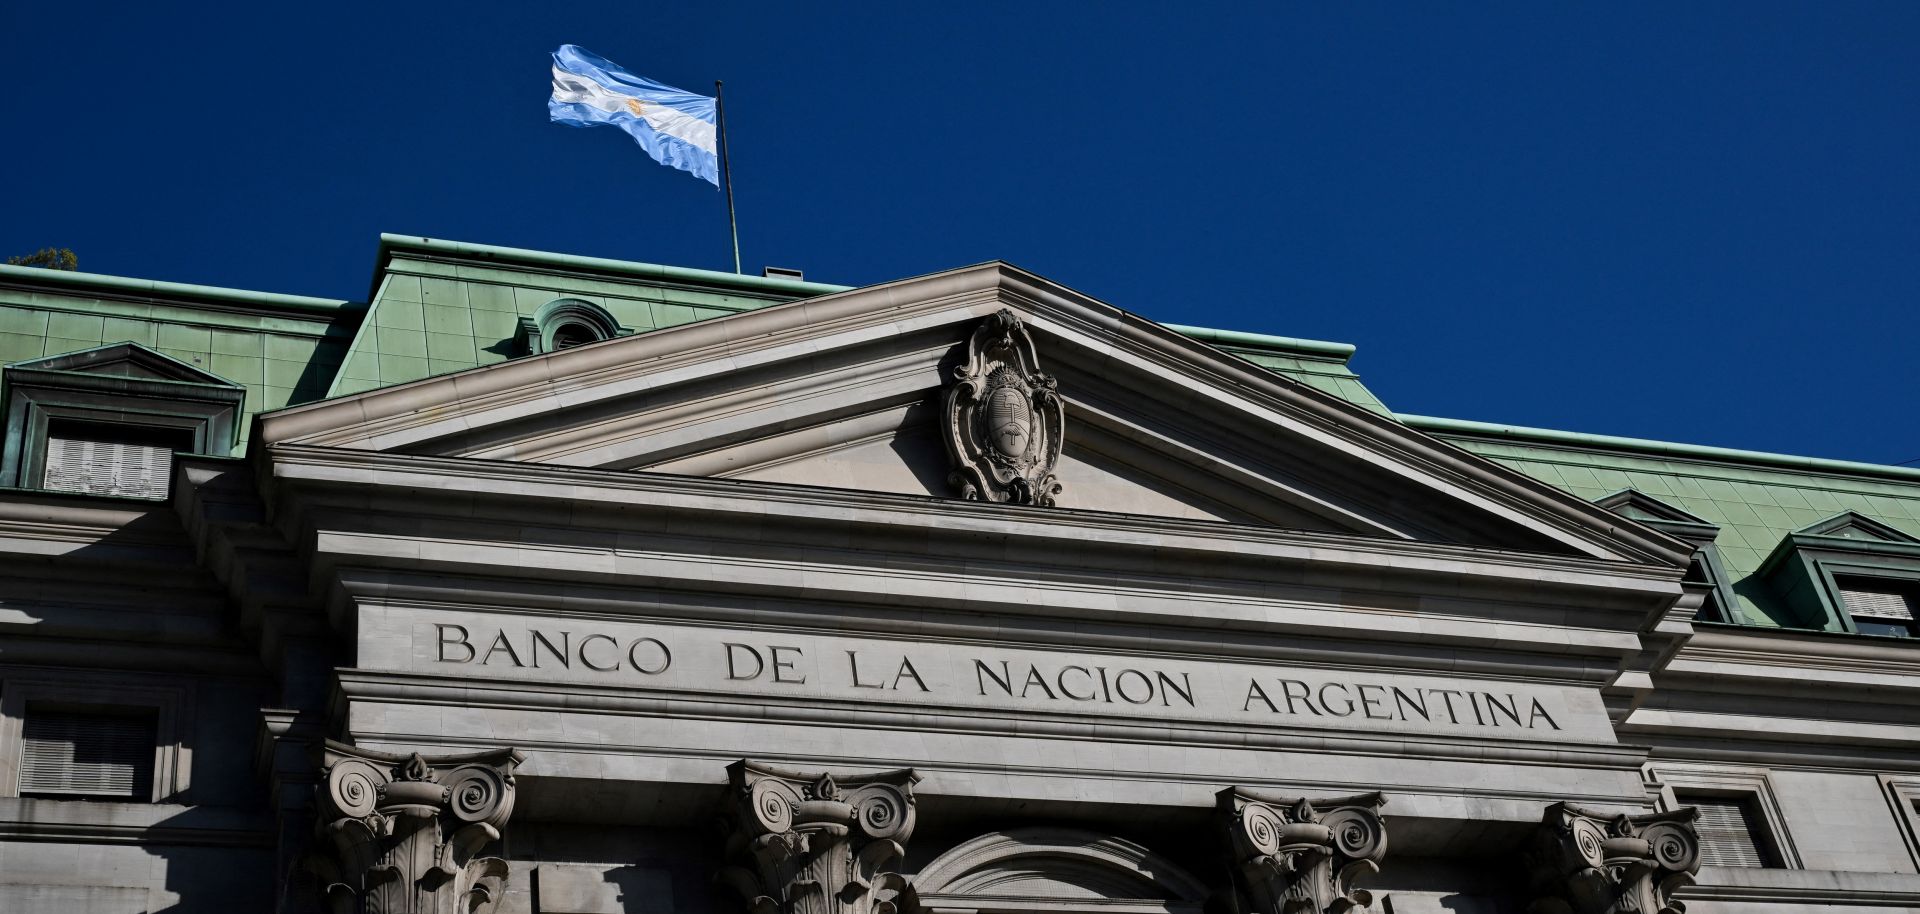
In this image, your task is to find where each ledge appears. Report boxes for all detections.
[0,263,360,317]
[377,233,853,297]
[1681,866,1920,906]
[0,797,273,846]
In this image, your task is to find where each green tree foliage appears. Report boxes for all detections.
[6,248,78,271]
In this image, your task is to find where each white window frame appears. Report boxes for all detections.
[0,673,192,803]
[1646,762,1801,869]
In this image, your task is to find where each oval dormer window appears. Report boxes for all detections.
[550,321,601,350]
[530,299,624,355]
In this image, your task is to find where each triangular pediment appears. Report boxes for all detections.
[1795,511,1918,543]
[12,341,238,386]
[1595,489,1710,527]
[258,263,1689,566]
[1594,489,1721,546]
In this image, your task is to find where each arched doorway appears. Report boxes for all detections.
[910,828,1209,914]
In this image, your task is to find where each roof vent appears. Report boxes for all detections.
[762,266,804,281]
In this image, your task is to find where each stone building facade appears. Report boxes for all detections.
[1,235,1917,912]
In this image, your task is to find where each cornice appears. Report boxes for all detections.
[1678,867,1920,907]
[1624,707,1920,751]
[374,233,850,300]
[995,266,1691,567]
[0,490,197,564]
[1660,625,1920,698]
[265,444,1684,604]
[1681,625,1920,670]
[0,798,273,847]
[0,262,360,320]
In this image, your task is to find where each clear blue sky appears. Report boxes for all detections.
[4,3,1916,463]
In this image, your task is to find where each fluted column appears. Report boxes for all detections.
[718,760,919,914]
[1526,803,1700,914]
[1219,788,1388,914]
[305,742,524,914]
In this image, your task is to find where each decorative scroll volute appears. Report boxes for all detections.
[719,761,920,914]
[1219,788,1387,914]
[942,308,1065,506]
[305,741,524,914]
[1526,803,1701,914]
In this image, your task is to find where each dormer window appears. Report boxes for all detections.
[515,299,627,355]
[0,343,244,500]
[1835,577,1920,638]
[550,321,600,350]
[42,419,195,499]
[1757,512,1920,636]
[1595,489,1741,624]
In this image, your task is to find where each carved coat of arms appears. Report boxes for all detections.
[942,309,1064,506]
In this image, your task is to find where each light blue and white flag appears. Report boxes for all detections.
[549,45,719,186]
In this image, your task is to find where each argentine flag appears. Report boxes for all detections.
[549,45,719,187]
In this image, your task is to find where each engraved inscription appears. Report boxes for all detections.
[377,609,1608,743]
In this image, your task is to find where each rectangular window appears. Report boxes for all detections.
[1836,577,1920,638]
[18,707,158,801]
[40,420,192,500]
[1680,793,1775,867]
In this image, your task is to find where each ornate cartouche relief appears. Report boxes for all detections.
[942,309,1064,506]
[306,742,523,914]
[1526,803,1700,914]
[719,761,919,914]
[1219,789,1388,914]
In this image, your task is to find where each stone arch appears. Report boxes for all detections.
[911,828,1208,914]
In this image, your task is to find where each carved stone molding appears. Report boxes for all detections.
[1219,788,1388,914]
[305,741,524,914]
[942,308,1064,505]
[719,760,919,914]
[1526,803,1701,914]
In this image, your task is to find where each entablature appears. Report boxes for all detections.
[261,443,1683,664]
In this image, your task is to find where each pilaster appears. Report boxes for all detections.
[305,742,524,914]
[719,760,920,914]
[1218,788,1388,914]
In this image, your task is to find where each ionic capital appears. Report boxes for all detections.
[306,741,524,914]
[1526,803,1700,914]
[719,760,920,914]
[1219,788,1387,914]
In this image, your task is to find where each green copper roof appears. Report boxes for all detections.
[16,235,1916,638]
[1166,324,1386,413]
[1411,414,1920,628]
[0,263,361,453]
[327,234,838,396]
[326,235,1392,411]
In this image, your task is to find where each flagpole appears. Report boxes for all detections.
[715,79,742,275]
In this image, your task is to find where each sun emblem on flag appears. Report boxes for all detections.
[626,98,646,116]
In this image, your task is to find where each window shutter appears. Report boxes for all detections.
[19,710,157,800]
[42,436,172,499]
[1688,797,1769,867]
[1840,582,1918,621]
